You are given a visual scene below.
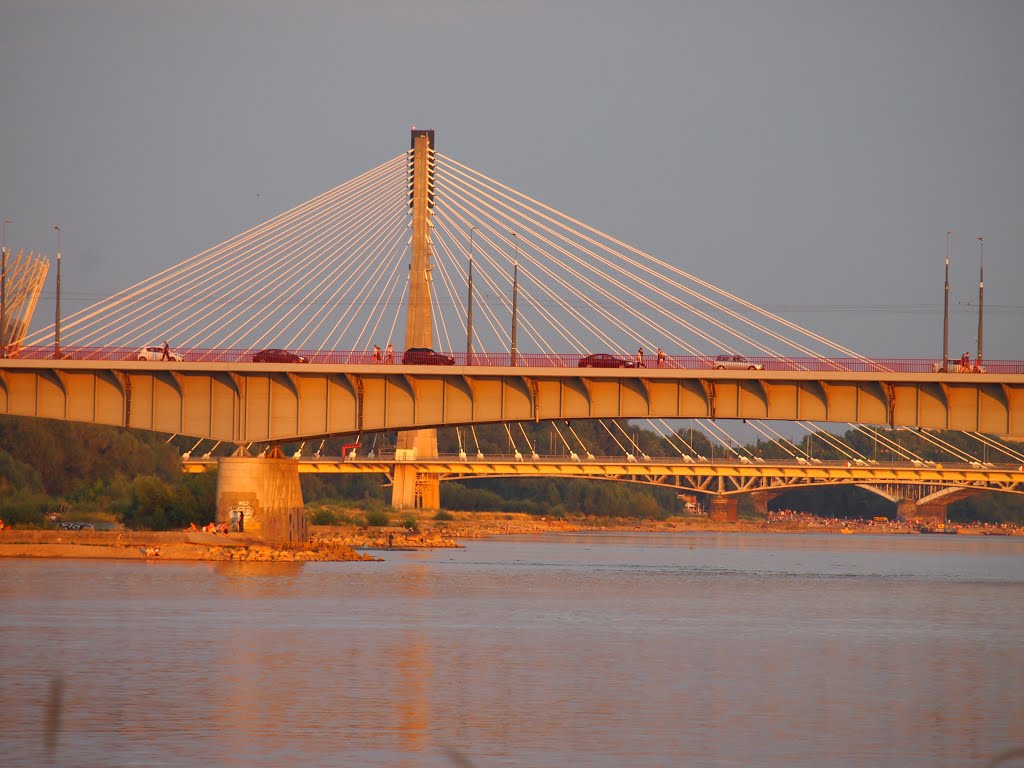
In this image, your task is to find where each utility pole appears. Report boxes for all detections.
[943,231,951,371]
[976,235,984,367]
[510,232,519,366]
[1,219,10,356]
[466,226,475,363]
[53,225,61,358]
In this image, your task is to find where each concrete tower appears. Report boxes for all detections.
[392,129,442,509]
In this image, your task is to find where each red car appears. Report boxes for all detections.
[578,353,637,368]
[402,347,455,365]
[252,349,308,363]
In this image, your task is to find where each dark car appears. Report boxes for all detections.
[402,347,455,365]
[252,349,308,363]
[578,353,637,368]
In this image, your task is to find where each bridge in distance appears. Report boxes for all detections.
[3,128,1022,539]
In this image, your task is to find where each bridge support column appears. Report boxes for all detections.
[895,499,921,522]
[216,454,306,544]
[748,490,782,519]
[392,466,441,510]
[709,496,738,523]
[391,429,441,510]
[911,503,947,523]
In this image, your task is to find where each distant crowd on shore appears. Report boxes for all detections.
[766,508,1021,534]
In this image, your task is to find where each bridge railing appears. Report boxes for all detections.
[6,346,1024,374]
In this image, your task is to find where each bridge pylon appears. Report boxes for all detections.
[393,128,442,510]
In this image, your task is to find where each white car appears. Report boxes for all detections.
[712,354,763,370]
[136,345,183,362]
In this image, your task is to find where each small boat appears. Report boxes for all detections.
[920,525,959,535]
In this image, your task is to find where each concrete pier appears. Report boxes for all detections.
[216,456,306,544]
[709,496,738,522]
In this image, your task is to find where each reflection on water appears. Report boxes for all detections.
[1,533,1022,767]
[212,560,306,578]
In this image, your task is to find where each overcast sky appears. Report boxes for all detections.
[1,0,1022,359]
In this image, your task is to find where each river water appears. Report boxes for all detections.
[2,532,1022,768]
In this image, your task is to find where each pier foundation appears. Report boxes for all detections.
[709,496,738,522]
[748,490,783,519]
[216,455,306,544]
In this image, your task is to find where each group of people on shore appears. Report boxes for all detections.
[185,521,230,535]
[766,508,1020,534]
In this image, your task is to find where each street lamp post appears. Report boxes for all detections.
[943,231,951,371]
[466,226,476,364]
[53,225,61,358]
[976,235,984,367]
[510,232,519,366]
[1,218,10,356]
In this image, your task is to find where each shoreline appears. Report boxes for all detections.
[0,513,1019,562]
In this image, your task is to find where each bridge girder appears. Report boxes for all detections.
[1,361,1023,442]
[178,456,1024,499]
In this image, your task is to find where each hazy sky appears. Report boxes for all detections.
[2,0,1022,359]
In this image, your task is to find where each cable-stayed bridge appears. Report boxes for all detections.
[2,129,1022,539]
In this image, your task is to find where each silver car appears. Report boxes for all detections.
[712,354,763,370]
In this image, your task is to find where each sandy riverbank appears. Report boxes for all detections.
[0,528,377,563]
[0,512,1017,562]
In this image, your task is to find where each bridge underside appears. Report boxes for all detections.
[2,362,1022,442]
[183,456,1024,496]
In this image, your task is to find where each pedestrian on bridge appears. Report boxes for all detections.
[636,347,644,367]
[161,341,171,361]
[373,344,381,364]
[657,348,665,367]
[386,343,394,364]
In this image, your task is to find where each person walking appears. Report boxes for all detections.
[636,347,644,367]
[161,341,171,361]
[656,348,665,368]
[373,344,381,364]
[386,343,394,364]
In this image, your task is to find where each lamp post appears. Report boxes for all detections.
[1,218,10,356]
[510,232,519,366]
[976,235,984,367]
[466,226,476,364]
[52,225,61,358]
[943,231,951,371]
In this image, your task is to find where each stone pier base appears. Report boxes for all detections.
[391,428,441,509]
[912,503,948,522]
[895,499,917,521]
[392,464,441,510]
[709,496,738,522]
[749,490,782,518]
[216,457,306,544]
